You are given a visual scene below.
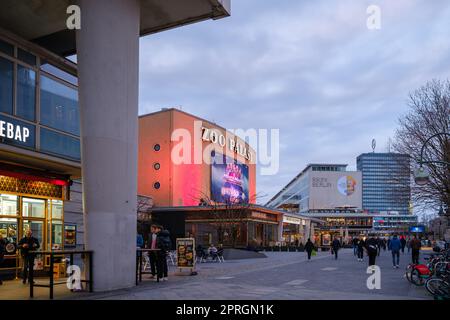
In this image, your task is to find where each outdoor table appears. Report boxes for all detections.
[136,248,160,285]
[28,250,93,299]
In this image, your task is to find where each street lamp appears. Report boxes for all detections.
[414,132,450,185]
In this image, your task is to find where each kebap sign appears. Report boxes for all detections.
[0,115,35,148]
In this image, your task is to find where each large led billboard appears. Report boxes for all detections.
[211,151,249,204]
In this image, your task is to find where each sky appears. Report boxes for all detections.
[137,0,450,204]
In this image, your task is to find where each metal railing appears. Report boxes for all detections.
[136,248,160,285]
[28,250,93,299]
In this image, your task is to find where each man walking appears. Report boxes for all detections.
[400,236,407,254]
[18,230,40,284]
[365,236,378,266]
[389,234,401,268]
[357,237,365,262]
[304,238,314,260]
[410,236,422,264]
[352,237,358,256]
[331,237,341,260]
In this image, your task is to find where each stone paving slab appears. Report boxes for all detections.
[66,249,433,300]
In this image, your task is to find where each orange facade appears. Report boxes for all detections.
[138,109,257,207]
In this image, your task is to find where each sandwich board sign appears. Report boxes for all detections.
[176,238,196,272]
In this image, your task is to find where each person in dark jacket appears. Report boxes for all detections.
[331,237,341,260]
[365,236,378,266]
[156,226,171,281]
[410,236,422,264]
[389,234,402,268]
[352,238,359,256]
[18,230,40,284]
[357,238,365,262]
[400,236,407,254]
[0,234,6,285]
[304,239,314,260]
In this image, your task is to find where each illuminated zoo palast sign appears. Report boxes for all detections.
[201,126,253,162]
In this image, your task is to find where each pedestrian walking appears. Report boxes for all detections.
[18,229,40,284]
[352,237,358,256]
[388,234,401,268]
[400,236,407,254]
[365,236,378,266]
[304,238,314,261]
[331,237,341,260]
[357,237,365,262]
[376,237,382,256]
[410,236,422,265]
[407,238,411,253]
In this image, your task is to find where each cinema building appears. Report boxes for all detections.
[0,30,83,278]
[138,108,289,248]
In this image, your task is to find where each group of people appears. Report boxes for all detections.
[137,224,172,281]
[303,234,423,268]
[351,234,423,267]
[0,230,40,285]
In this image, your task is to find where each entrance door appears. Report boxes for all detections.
[21,198,46,248]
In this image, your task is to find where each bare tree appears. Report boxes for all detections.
[393,79,450,214]
[192,190,263,248]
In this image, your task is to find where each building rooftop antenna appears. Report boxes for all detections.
[372,139,376,153]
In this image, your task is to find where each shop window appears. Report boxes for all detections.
[0,194,17,216]
[40,128,81,161]
[16,65,36,121]
[51,200,63,219]
[0,39,14,57]
[0,217,18,248]
[40,60,78,86]
[154,182,161,190]
[22,198,45,218]
[23,220,43,246]
[64,224,77,247]
[154,163,161,170]
[17,48,36,66]
[154,144,161,151]
[50,220,63,250]
[0,57,13,114]
[40,75,79,136]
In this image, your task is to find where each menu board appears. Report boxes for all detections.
[176,238,195,269]
[64,224,77,247]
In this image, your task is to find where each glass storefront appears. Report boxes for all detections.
[0,189,66,276]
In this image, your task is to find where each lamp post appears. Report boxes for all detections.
[413,132,450,185]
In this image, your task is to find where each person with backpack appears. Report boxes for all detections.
[331,237,341,260]
[388,234,402,268]
[304,238,315,261]
[365,236,378,266]
[156,225,172,281]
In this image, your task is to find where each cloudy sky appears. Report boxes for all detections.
[137,0,450,204]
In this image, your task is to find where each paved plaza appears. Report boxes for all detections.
[65,249,433,300]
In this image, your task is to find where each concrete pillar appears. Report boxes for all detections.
[76,0,140,291]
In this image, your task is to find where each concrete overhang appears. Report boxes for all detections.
[0,0,231,56]
[0,144,81,178]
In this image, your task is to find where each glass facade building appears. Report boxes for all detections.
[356,153,411,215]
[0,38,80,161]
